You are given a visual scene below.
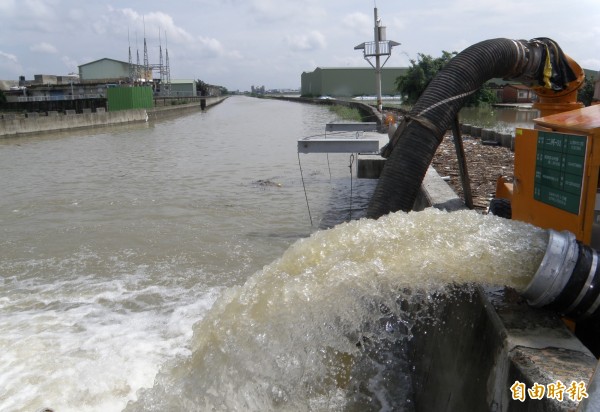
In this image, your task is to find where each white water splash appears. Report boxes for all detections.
[126,209,548,411]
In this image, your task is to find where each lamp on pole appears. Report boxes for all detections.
[354,7,400,113]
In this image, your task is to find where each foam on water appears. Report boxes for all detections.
[0,250,222,412]
[126,209,548,411]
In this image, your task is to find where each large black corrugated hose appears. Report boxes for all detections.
[366,38,526,219]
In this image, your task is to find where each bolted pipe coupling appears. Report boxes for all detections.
[507,37,582,94]
[523,230,600,321]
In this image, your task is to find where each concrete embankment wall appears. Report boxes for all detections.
[0,109,148,137]
[147,96,227,121]
[0,96,227,137]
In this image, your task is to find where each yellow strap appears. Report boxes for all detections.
[543,45,553,89]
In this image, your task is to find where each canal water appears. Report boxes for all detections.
[458,105,538,133]
[0,96,548,411]
[382,98,538,134]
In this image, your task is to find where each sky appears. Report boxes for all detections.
[0,0,599,92]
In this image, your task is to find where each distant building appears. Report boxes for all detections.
[78,58,135,84]
[170,79,196,97]
[501,84,538,104]
[77,58,178,95]
[301,67,408,97]
[32,74,78,85]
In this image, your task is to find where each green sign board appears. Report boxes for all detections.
[534,131,587,214]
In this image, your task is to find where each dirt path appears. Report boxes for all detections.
[431,133,514,212]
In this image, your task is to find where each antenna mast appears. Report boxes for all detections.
[158,29,164,85]
[128,28,134,82]
[143,16,149,82]
[354,7,400,112]
[136,32,141,83]
[164,32,171,95]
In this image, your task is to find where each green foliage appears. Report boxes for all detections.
[395,50,497,107]
[463,83,498,107]
[395,51,456,105]
[329,105,362,122]
[196,80,228,96]
[0,89,6,105]
[196,79,209,96]
[578,75,595,106]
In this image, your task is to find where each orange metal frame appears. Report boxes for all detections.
[501,106,600,246]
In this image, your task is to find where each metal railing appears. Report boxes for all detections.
[16,94,103,102]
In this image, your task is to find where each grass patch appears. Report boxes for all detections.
[328,105,363,122]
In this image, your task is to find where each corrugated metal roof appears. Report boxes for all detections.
[170,79,195,84]
[78,58,129,68]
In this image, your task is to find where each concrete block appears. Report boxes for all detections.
[65,110,76,115]
[82,108,92,114]
[508,346,594,411]
[461,123,472,135]
[47,111,59,117]
[499,133,512,148]
[357,157,385,179]
[26,112,39,118]
[471,126,482,137]
[96,107,106,113]
[409,286,596,411]
[414,166,466,212]
[481,128,495,141]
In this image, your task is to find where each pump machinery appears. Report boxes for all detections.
[492,49,600,250]
[369,37,600,395]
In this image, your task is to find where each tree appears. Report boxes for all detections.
[396,50,497,107]
[395,51,455,105]
[196,79,209,96]
[0,89,6,105]
[578,75,596,106]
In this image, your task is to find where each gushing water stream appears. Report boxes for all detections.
[0,97,552,411]
[126,209,548,411]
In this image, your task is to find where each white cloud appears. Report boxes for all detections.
[580,59,600,72]
[0,50,22,76]
[30,42,58,54]
[0,0,597,90]
[97,7,193,45]
[100,6,243,60]
[0,51,19,64]
[0,0,17,14]
[342,12,372,37]
[243,0,325,23]
[285,31,326,52]
[23,0,58,19]
[61,55,79,72]
[190,36,242,59]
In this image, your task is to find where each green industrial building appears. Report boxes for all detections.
[78,58,132,83]
[301,67,408,97]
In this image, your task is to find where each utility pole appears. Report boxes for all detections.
[373,7,382,113]
[355,7,400,113]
